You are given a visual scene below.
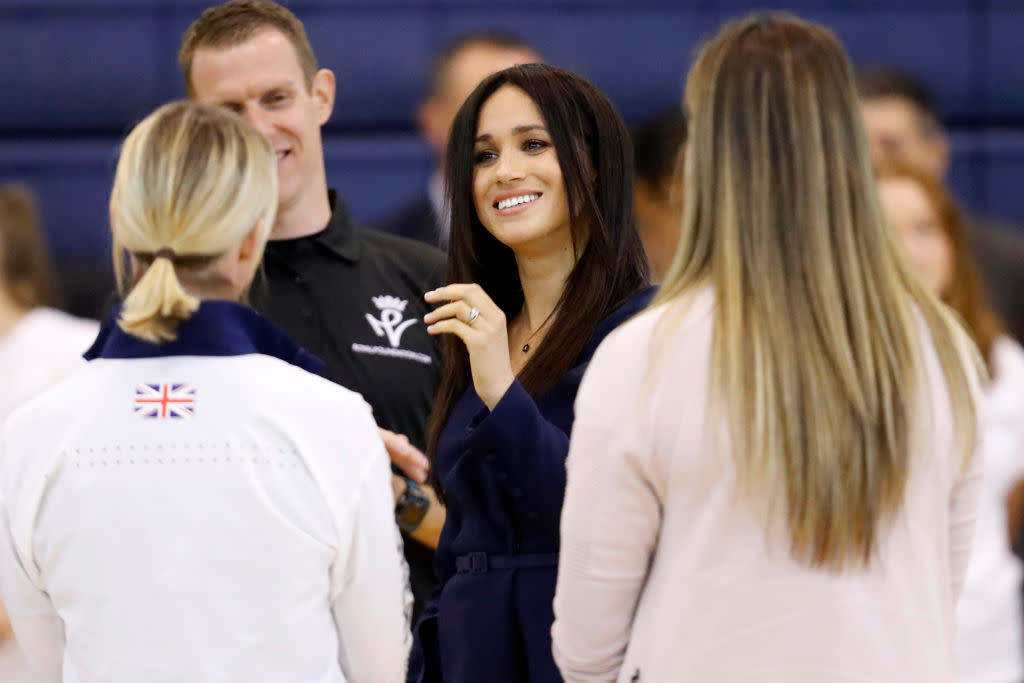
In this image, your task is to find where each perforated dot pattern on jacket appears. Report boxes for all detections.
[67,442,302,470]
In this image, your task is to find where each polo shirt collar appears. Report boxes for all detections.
[83,300,324,375]
[312,190,361,262]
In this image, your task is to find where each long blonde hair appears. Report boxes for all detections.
[110,101,277,342]
[655,13,981,570]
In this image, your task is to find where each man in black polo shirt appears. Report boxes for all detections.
[179,0,445,622]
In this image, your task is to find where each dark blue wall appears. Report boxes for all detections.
[1,0,1022,259]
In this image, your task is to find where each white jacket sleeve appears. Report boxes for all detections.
[330,424,412,683]
[0,428,64,683]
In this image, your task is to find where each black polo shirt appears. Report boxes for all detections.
[251,191,445,623]
[251,191,445,449]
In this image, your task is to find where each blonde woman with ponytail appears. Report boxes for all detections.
[0,101,411,682]
[553,14,985,683]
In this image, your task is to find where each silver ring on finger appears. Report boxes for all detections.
[468,306,480,325]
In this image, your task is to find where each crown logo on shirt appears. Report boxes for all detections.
[366,294,417,348]
[372,295,408,313]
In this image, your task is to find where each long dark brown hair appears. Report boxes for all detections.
[426,63,649,487]
[876,160,1003,374]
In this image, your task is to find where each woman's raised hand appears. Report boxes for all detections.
[425,284,515,411]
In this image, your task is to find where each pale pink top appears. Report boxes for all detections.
[552,288,984,683]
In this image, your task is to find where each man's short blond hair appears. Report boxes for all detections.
[179,0,318,96]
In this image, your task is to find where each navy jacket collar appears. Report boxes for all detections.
[579,285,658,359]
[84,300,324,375]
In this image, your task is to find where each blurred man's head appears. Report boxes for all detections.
[857,67,949,180]
[180,1,335,233]
[418,32,541,164]
[633,108,687,282]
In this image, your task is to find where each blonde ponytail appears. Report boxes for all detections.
[118,255,200,343]
[109,101,277,343]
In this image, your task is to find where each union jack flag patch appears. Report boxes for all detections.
[134,383,196,419]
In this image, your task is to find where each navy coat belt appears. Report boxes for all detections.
[454,552,559,574]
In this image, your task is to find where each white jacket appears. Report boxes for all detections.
[0,307,98,428]
[0,302,411,683]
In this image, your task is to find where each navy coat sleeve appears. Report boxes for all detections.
[461,378,577,528]
[456,286,656,533]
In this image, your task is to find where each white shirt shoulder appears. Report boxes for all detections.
[0,308,99,427]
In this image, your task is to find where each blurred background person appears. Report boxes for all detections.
[877,160,1024,683]
[553,14,984,682]
[411,63,650,682]
[0,185,98,426]
[858,67,1024,343]
[4,1,1024,319]
[376,31,540,248]
[632,107,687,282]
[0,183,99,683]
[0,100,411,682]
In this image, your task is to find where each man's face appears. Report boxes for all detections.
[860,96,947,180]
[189,29,334,220]
[420,44,541,157]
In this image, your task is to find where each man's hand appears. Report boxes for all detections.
[379,428,429,484]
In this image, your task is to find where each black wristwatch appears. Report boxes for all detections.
[395,477,430,532]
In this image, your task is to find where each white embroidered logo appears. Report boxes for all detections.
[353,295,432,365]
[365,295,418,348]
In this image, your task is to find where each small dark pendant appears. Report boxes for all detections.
[522,343,530,353]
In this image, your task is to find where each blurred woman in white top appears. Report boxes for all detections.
[0,185,98,431]
[0,101,411,683]
[877,160,1024,683]
[0,185,98,672]
[552,13,985,683]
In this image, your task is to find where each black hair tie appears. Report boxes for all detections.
[153,247,176,261]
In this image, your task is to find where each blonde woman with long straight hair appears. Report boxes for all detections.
[552,14,985,683]
[0,101,411,682]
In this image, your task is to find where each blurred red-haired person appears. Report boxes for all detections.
[878,160,1024,683]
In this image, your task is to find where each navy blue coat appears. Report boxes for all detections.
[410,287,655,682]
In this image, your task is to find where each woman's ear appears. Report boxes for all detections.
[237,219,266,269]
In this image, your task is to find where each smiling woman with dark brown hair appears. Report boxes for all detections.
[410,63,651,683]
